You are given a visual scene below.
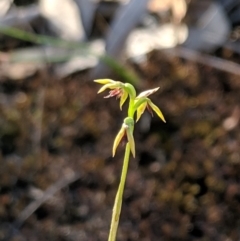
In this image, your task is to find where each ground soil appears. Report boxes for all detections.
[0,49,240,241]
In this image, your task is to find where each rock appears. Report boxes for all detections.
[40,0,85,41]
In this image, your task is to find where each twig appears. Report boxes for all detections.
[14,171,80,229]
[163,46,240,76]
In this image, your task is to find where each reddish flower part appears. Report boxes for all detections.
[104,88,123,99]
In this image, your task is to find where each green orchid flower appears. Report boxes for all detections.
[94,79,137,110]
[94,79,129,110]
[134,87,166,123]
[112,117,135,158]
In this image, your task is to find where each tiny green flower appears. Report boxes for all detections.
[112,117,135,158]
[134,87,166,123]
[94,79,129,110]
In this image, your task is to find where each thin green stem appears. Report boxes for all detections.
[128,98,135,118]
[133,97,147,112]
[108,144,131,241]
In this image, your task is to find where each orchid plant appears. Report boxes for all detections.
[94,79,165,241]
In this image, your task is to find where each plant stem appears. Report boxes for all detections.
[108,143,131,241]
[128,98,135,118]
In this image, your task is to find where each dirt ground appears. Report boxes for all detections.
[0,49,240,241]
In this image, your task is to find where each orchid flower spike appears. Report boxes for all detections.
[134,87,166,123]
[112,117,135,158]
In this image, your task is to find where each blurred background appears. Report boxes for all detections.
[0,0,240,240]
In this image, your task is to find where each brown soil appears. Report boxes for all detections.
[0,50,240,241]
